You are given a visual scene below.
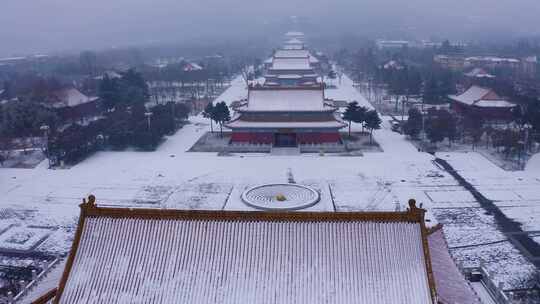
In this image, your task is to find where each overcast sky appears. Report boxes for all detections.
[2,0,540,56]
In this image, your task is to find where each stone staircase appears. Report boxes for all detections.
[270,146,301,156]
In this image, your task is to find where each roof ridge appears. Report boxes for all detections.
[78,197,427,223]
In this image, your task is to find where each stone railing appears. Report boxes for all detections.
[9,258,62,303]
[228,143,272,153]
[463,266,510,304]
[299,143,345,153]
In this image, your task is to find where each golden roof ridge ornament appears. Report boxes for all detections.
[407,198,425,213]
[80,194,97,211]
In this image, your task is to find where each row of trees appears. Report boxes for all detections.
[403,107,535,161]
[341,44,459,109]
[342,101,382,143]
[143,61,230,87]
[0,101,58,139]
[1,67,195,166]
[45,69,191,165]
[404,108,459,147]
[99,69,149,110]
[202,101,231,136]
[48,102,191,165]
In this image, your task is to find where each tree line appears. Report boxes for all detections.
[403,105,540,161]
[43,70,190,166]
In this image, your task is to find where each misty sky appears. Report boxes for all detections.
[2,0,540,56]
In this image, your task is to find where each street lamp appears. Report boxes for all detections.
[144,112,153,131]
[40,124,50,168]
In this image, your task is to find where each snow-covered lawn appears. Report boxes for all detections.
[0,74,538,290]
[438,152,540,233]
[526,153,540,171]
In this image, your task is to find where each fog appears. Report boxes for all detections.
[2,0,540,56]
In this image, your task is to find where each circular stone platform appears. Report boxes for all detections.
[241,183,320,211]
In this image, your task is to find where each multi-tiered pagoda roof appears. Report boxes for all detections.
[227,86,345,144]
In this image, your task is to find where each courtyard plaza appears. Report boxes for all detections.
[0,73,539,291]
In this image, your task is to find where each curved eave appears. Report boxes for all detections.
[235,108,337,114]
[225,120,348,129]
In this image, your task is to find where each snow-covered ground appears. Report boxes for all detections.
[526,153,540,172]
[0,74,538,292]
[438,152,540,232]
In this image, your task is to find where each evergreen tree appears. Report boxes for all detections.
[152,104,176,135]
[203,102,215,133]
[99,75,121,110]
[422,76,439,104]
[122,69,150,106]
[422,67,456,104]
[342,101,359,136]
[403,108,423,139]
[1,81,14,99]
[463,112,485,149]
[0,101,58,138]
[438,109,457,147]
[355,106,368,133]
[328,70,337,79]
[425,120,444,146]
[213,101,231,137]
[174,103,191,121]
[524,100,540,133]
[407,68,423,96]
[99,69,149,110]
[80,51,98,76]
[364,110,382,144]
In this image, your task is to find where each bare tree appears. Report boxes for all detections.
[240,65,252,86]
[80,51,98,76]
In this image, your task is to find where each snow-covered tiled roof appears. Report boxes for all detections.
[0,56,26,62]
[49,88,99,108]
[525,55,537,63]
[274,49,310,58]
[226,120,347,129]
[448,86,515,108]
[474,99,516,108]
[244,88,331,112]
[183,62,203,71]
[428,227,481,304]
[271,57,312,70]
[465,56,520,64]
[449,86,491,106]
[94,70,123,80]
[276,74,304,79]
[465,68,495,78]
[51,201,437,304]
[285,31,305,37]
[281,44,304,50]
[283,44,304,50]
[285,38,303,45]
